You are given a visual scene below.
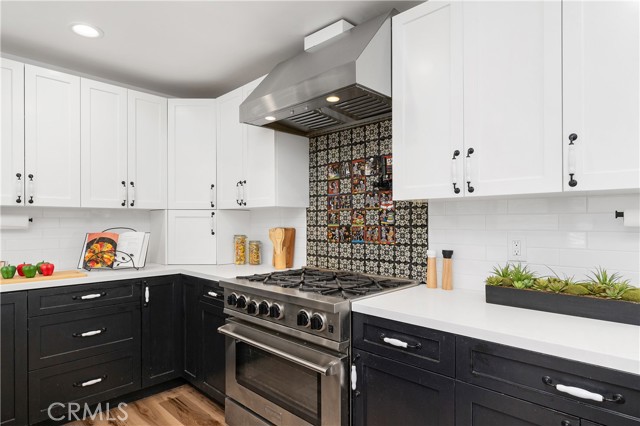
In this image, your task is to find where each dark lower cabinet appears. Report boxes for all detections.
[181,275,227,404]
[181,276,201,381]
[199,298,226,404]
[141,276,182,387]
[1,292,28,426]
[455,381,579,426]
[352,349,455,426]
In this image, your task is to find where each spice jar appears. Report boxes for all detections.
[249,241,261,265]
[234,235,247,265]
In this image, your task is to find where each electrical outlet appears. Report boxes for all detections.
[508,233,526,261]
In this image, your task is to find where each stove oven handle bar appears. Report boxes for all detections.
[380,333,422,350]
[219,323,343,376]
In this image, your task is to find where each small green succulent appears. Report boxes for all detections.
[513,279,534,290]
[485,276,504,286]
[564,284,590,295]
[547,278,568,293]
[603,282,632,299]
[588,267,623,287]
[533,278,549,291]
[492,263,511,278]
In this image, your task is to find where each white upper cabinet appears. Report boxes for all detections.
[25,65,80,207]
[393,1,463,201]
[217,77,309,209]
[394,1,562,200]
[128,90,167,209]
[217,87,245,209]
[80,78,128,208]
[462,1,562,197]
[1,59,24,206]
[168,99,217,209]
[563,1,640,191]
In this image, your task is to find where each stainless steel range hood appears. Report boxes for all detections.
[239,11,394,136]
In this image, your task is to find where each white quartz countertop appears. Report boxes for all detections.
[352,286,640,375]
[0,263,279,293]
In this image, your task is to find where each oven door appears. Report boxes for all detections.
[219,320,348,426]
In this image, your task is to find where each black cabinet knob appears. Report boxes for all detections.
[296,310,310,327]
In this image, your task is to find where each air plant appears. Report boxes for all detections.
[588,267,623,287]
[509,263,536,283]
[490,263,513,286]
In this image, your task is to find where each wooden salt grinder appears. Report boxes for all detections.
[426,250,437,288]
[442,250,454,290]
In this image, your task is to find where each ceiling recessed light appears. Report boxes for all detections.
[70,23,103,38]
[326,95,340,103]
[265,116,276,121]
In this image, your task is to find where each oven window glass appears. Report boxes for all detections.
[236,342,321,425]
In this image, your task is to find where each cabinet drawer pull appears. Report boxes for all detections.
[15,173,23,203]
[542,376,624,404]
[27,174,35,204]
[73,374,107,388]
[72,292,106,300]
[567,133,578,187]
[207,291,219,298]
[129,181,136,207]
[72,327,106,338]
[380,333,422,350]
[121,180,127,207]
[451,150,461,194]
[210,184,215,208]
[465,148,475,193]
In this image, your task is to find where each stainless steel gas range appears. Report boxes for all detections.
[219,268,416,426]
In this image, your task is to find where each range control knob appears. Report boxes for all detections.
[310,313,326,331]
[269,304,284,320]
[258,301,271,316]
[296,310,310,327]
[247,300,258,315]
[226,293,238,306]
[236,295,247,309]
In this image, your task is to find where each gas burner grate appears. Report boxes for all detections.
[236,268,411,299]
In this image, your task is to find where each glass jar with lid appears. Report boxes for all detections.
[234,235,247,265]
[249,241,261,265]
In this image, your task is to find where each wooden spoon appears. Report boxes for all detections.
[270,228,286,269]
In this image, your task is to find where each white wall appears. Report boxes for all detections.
[428,193,640,291]
[0,206,152,270]
[248,208,307,268]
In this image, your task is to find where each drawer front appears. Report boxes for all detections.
[456,381,579,426]
[29,304,140,369]
[28,350,140,424]
[28,279,141,316]
[200,280,224,307]
[456,336,640,425]
[353,313,455,377]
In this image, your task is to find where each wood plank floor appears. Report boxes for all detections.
[66,384,226,426]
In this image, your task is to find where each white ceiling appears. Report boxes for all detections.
[1,1,421,97]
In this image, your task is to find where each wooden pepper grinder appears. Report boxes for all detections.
[442,250,454,290]
[426,250,437,288]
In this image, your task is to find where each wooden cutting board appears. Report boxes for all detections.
[0,270,87,284]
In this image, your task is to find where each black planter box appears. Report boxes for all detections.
[485,285,640,326]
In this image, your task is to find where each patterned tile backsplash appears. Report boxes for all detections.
[306,119,429,281]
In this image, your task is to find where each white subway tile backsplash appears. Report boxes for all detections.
[485,214,558,231]
[587,232,640,252]
[559,213,634,232]
[429,215,485,230]
[587,194,640,213]
[429,194,640,291]
[445,199,508,215]
[507,196,587,214]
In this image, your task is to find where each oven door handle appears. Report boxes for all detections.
[219,323,344,376]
